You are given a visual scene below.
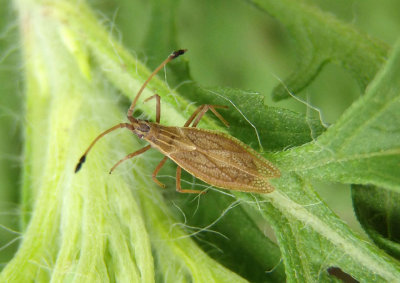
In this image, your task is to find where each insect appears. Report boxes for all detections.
[75,49,280,193]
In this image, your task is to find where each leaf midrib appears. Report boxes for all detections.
[264,191,400,281]
[334,93,400,155]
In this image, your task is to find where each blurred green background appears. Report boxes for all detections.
[1,0,399,269]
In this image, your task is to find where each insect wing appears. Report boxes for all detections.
[169,128,280,193]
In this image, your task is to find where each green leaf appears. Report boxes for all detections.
[352,185,400,260]
[188,87,326,151]
[276,41,400,192]
[238,174,400,282]
[247,40,400,281]
[245,0,388,100]
[173,190,285,282]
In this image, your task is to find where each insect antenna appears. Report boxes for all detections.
[75,123,134,173]
[127,49,187,122]
[75,50,187,173]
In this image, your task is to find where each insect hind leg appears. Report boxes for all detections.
[184,105,229,128]
[176,166,205,194]
[152,156,168,188]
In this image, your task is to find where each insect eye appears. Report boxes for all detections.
[138,123,150,132]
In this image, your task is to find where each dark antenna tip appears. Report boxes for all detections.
[74,155,86,173]
[170,49,187,59]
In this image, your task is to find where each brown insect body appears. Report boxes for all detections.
[75,49,280,193]
[141,123,279,193]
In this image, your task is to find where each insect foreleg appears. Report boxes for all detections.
[184,105,229,128]
[144,94,161,123]
[151,156,168,188]
[176,166,205,194]
[109,145,151,174]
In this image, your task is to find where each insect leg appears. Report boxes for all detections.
[184,105,206,127]
[109,145,151,174]
[144,94,161,123]
[191,105,229,128]
[176,166,205,194]
[151,156,168,188]
[207,106,229,127]
[75,123,134,173]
